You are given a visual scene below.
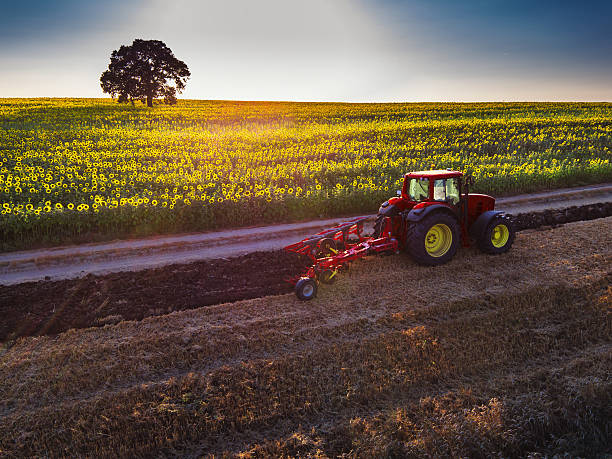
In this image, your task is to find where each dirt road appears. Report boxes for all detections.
[1,182,611,285]
[1,217,610,457]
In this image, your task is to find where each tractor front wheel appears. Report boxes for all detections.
[477,215,515,254]
[405,213,460,265]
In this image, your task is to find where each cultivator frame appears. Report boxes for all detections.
[284,216,399,300]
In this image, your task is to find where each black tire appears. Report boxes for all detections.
[372,214,385,238]
[319,269,338,284]
[405,212,460,265]
[295,277,317,300]
[477,214,515,254]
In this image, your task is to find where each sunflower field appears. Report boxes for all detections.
[1,98,611,250]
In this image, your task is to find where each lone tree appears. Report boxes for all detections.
[100,39,190,107]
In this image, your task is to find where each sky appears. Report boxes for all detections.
[1,0,611,102]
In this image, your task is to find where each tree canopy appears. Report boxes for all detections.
[100,39,190,107]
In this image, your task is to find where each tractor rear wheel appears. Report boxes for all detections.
[405,212,460,265]
[477,214,515,254]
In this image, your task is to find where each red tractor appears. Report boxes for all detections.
[285,170,515,300]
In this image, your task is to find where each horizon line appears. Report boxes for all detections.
[2,97,612,104]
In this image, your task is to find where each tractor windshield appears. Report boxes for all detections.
[408,178,430,201]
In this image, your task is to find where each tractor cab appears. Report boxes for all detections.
[402,170,463,206]
[382,170,465,215]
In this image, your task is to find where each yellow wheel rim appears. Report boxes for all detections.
[425,224,453,257]
[491,224,510,248]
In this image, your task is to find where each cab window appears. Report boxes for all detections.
[433,178,460,205]
[408,178,430,201]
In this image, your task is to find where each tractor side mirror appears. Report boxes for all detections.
[396,190,401,196]
[464,175,475,187]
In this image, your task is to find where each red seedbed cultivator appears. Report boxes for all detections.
[284,217,399,300]
[285,170,516,300]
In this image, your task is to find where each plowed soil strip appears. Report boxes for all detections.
[0,250,309,342]
[1,203,611,343]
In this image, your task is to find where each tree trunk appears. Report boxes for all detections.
[147,94,153,107]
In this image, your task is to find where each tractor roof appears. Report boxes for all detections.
[405,170,463,179]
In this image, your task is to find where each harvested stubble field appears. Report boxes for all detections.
[0,217,610,457]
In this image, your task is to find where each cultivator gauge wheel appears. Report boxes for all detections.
[295,277,317,301]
